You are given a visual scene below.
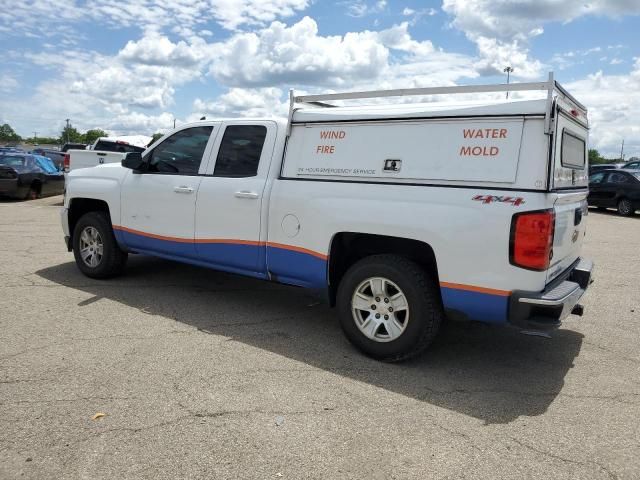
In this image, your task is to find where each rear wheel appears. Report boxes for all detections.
[617,198,634,216]
[337,254,443,362]
[72,211,127,278]
[25,183,40,200]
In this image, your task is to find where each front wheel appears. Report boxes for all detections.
[72,211,127,278]
[336,255,444,362]
[617,198,634,216]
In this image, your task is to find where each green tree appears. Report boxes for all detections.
[83,128,108,145]
[24,136,59,145]
[0,123,22,143]
[588,148,606,165]
[149,132,164,146]
[59,125,83,144]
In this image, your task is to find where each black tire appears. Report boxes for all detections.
[617,198,634,216]
[336,254,444,362]
[25,183,39,200]
[72,211,127,278]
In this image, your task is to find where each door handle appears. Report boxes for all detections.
[174,186,194,194]
[234,191,259,199]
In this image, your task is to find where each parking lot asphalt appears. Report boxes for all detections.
[0,195,639,479]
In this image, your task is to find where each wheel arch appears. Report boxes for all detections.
[68,198,113,245]
[327,232,440,306]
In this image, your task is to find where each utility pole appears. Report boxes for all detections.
[503,66,513,99]
[173,118,176,129]
[33,131,37,144]
[65,119,70,144]
[620,139,625,161]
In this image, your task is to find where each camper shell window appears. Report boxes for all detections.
[561,129,586,169]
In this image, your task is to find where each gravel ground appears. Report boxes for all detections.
[0,195,638,479]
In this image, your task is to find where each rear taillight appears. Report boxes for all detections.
[63,153,70,172]
[509,209,555,271]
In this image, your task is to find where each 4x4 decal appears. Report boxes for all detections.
[472,194,525,206]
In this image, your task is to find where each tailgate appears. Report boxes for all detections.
[547,191,588,283]
[70,150,124,170]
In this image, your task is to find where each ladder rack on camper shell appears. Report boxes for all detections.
[287,72,586,136]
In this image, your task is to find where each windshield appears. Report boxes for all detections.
[0,155,26,166]
[34,156,59,173]
[94,140,145,153]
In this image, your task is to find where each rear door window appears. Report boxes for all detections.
[213,125,267,177]
[561,130,586,169]
[608,172,630,184]
[589,172,606,184]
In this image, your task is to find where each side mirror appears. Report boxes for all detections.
[122,152,145,172]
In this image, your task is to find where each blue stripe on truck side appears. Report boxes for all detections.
[113,225,509,323]
[440,282,510,324]
[112,226,328,289]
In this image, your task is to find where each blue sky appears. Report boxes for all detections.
[1,0,639,157]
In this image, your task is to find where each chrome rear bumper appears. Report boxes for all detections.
[509,258,594,330]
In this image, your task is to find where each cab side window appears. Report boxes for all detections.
[213,126,267,177]
[145,126,213,175]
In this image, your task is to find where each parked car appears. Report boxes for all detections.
[0,146,24,154]
[0,153,65,199]
[621,160,640,170]
[589,163,624,175]
[588,169,640,215]
[64,136,150,173]
[61,74,593,361]
[31,148,65,170]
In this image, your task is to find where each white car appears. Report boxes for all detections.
[61,73,593,361]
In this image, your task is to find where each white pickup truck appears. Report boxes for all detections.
[63,136,150,173]
[61,73,593,361]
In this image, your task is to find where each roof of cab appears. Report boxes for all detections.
[292,98,548,123]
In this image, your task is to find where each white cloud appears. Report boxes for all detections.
[0,74,19,93]
[474,37,544,79]
[442,0,640,43]
[345,0,387,18]
[193,88,287,118]
[442,0,640,80]
[118,34,211,67]
[567,60,640,157]
[211,0,309,30]
[401,6,438,25]
[208,17,469,88]
[0,0,310,37]
[209,16,391,87]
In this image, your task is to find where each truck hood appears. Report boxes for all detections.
[68,162,129,181]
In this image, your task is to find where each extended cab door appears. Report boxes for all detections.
[194,121,276,276]
[119,124,219,260]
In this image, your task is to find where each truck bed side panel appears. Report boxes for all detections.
[267,180,552,324]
